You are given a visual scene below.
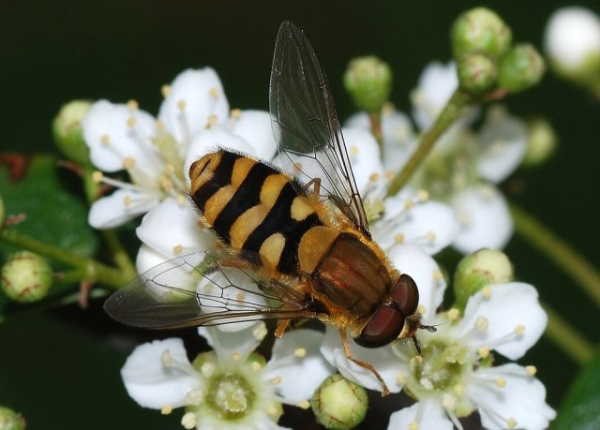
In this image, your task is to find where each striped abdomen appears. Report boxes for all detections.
[189,150,323,274]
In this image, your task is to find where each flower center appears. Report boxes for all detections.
[206,372,255,420]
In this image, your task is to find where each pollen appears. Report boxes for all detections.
[417,305,427,316]
[478,346,490,358]
[181,412,197,430]
[92,171,103,182]
[123,195,132,207]
[433,270,443,281]
[271,376,282,385]
[453,384,465,396]
[186,389,204,406]
[411,355,423,366]
[298,400,310,410]
[417,189,429,201]
[252,323,268,341]
[177,99,186,112]
[201,361,216,378]
[209,87,219,98]
[251,361,262,372]
[161,349,173,367]
[232,352,242,361]
[495,377,506,388]
[385,170,394,180]
[396,374,406,384]
[514,324,525,335]
[526,365,537,376]
[475,316,489,331]
[127,99,139,110]
[230,108,241,119]
[369,172,380,182]
[172,245,183,254]
[350,145,359,156]
[207,114,218,128]
[294,347,307,358]
[447,308,460,320]
[426,231,436,242]
[266,406,279,416]
[394,233,405,244]
[161,404,172,415]
[507,418,518,429]
[442,393,456,409]
[408,422,419,430]
[404,199,415,210]
[177,194,187,205]
[122,156,136,169]
[100,134,111,146]
[482,286,492,298]
[161,84,172,98]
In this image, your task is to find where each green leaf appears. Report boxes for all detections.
[554,352,600,430]
[0,154,98,259]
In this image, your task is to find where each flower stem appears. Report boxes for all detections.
[510,203,600,307]
[543,301,595,366]
[1,228,129,289]
[386,89,475,196]
[368,111,384,147]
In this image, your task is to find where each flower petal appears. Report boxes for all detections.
[477,110,527,183]
[320,327,407,393]
[343,127,385,195]
[198,323,263,361]
[387,245,446,323]
[158,68,230,147]
[265,329,334,402]
[136,197,215,258]
[228,110,277,161]
[88,189,160,229]
[121,338,199,409]
[411,62,458,131]
[82,100,161,172]
[468,363,556,430]
[459,282,547,359]
[452,185,513,254]
[387,400,454,430]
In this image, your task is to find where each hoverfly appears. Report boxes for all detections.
[104,21,434,395]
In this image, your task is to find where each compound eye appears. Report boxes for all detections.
[355,305,404,348]
[390,273,419,317]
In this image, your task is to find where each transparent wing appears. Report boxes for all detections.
[103,252,315,329]
[270,21,371,236]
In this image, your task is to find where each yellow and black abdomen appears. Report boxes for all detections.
[189,149,323,274]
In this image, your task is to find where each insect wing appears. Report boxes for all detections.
[270,21,371,235]
[104,252,312,330]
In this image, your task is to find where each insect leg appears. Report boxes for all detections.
[301,177,322,195]
[274,319,291,337]
[339,328,390,396]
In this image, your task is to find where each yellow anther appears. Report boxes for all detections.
[122,156,136,169]
[266,406,278,416]
[411,355,423,366]
[127,99,139,110]
[526,365,537,376]
[453,384,465,396]
[177,99,186,111]
[447,308,460,320]
[394,233,405,244]
[172,245,183,254]
[161,349,172,367]
[404,199,415,210]
[417,189,429,201]
[209,87,219,98]
[514,324,525,335]
[271,376,282,385]
[100,134,111,146]
[252,323,268,341]
[207,114,218,127]
[232,352,242,361]
[161,84,172,98]
[181,412,197,430]
[369,172,380,182]
[123,195,132,207]
[251,361,262,372]
[408,422,419,430]
[495,378,506,388]
[201,361,215,378]
[92,171,103,183]
[235,292,246,302]
[482,286,492,298]
[350,145,359,156]
[298,400,310,410]
[385,170,394,180]
[475,316,489,331]
[396,374,406,384]
[426,231,436,242]
[161,404,172,415]
[442,393,456,409]
[186,389,203,406]
[294,347,307,358]
[433,270,443,281]
[478,346,490,358]
[230,108,242,118]
[177,194,187,205]
[507,418,517,429]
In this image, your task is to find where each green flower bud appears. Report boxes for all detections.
[453,249,513,310]
[1,251,53,303]
[498,44,545,93]
[52,100,92,166]
[0,406,26,430]
[344,56,392,112]
[451,8,512,60]
[456,52,498,94]
[310,375,368,430]
[523,117,558,167]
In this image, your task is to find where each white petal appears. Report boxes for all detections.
[387,245,446,323]
[477,112,527,183]
[198,323,263,361]
[545,7,600,71]
[343,127,385,195]
[82,100,161,172]
[320,327,406,393]
[387,400,454,430]
[121,338,199,409]
[183,126,255,186]
[265,329,334,402]
[136,197,215,258]
[452,185,513,254]
[411,62,458,131]
[375,193,460,255]
[468,363,556,430]
[158,68,230,147]
[88,189,159,229]
[229,110,277,161]
[459,283,547,359]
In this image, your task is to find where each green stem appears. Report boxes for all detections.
[543,301,595,365]
[1,228,129,289]
[386,89,475,196]
[511,203,600,308]
[368,111,384,148]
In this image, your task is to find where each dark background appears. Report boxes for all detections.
[1,1,599,428]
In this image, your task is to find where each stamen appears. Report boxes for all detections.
[127,99,139,110]
[417,305,427,316]
[394,233,405,244]
[294,348,307,358]
[207,114,218,128]
[442,393,456,410]
[433,270,444,282]
[266,406,279,416]
[475,316,489,331]
[201,361,216,378]
[453,384,465,396]
[495,378,506,388]
[298,400,310,410]
[232,352,242,361]
[385,170,394,180]
[123,195,133,207]
[507,418,518,429]
[127,117,137,128]
[426,231,436,242]
[230,108,241,118]
[186,388,204,406]
[122,157,136,169]
[209,87,219,99]
[162,349,173,367]
[478,346,490,358]
[177,194,187,205]
[417,189,429,201]
[161,85,172,98]
[161,404,172,415]
[396,374,406,385]
[181,412,197,429]
[526,365,537,376]
[514,324,525,335]
[271,376,282,385]
[101,134,111,146]
[369,172,380,182]
[252,323,268,341]
[172,245,183,254]
[408,421,419,430]
[447,308,460,320]
[481,286,492,298]
[92,171,103,183]
[350,146,359,156]
[404,199,415,210]
[251,361,262,372]
[411,355,423,367]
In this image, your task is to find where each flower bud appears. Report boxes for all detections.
[456,52,497,94]
[1,251,53,303]
[310,374,368,430]
[451,8,512,60]
[52,100,92,166]
[544,7,600,82]
[453,249,513,310]
[523,117,558,167]
[0,406,26,430]
[498,44,545,94]
[344,56,392,112]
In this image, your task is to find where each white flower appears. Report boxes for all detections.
[321,269,556,430]
[121,323,334,430]
[82,68,276,229]
[411,62,459,131]
[545,7,600,74]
